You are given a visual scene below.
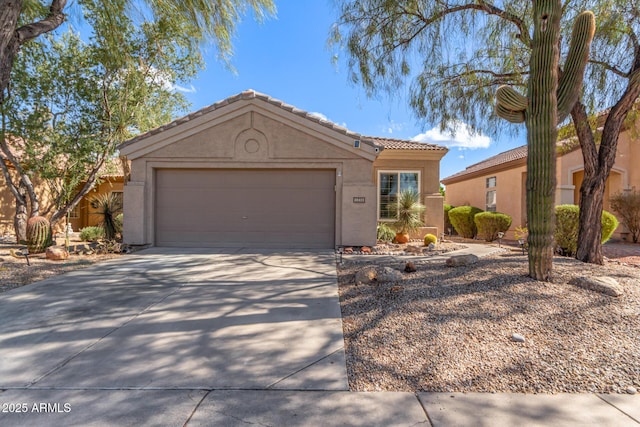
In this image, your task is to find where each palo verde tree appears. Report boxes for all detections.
[0,0,275,242]
[332,0,639,270]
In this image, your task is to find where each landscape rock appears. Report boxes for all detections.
[569,276,623,297]
[355,266,377,285]
[343,247,354,254]
[626,386,637,395]
[404,261,417,273]
[405,245,422,254]
[46,246,69,261]
[361,246,372,254]
[428,242,435,250]
[377,266,403,283]
[511,333,526,343]
[446,254,479,267]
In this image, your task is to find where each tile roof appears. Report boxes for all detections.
[365,136,448,151]
[118,90,447,153]
[442,145,528,182]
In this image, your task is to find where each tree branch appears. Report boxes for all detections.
[14,0,67,44]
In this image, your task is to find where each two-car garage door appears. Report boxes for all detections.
[155,169,336,248]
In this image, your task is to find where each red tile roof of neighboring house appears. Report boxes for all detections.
[118,90,448,153]
[365,136,448,151]
[442,145,528,183]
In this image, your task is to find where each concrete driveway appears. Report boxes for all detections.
[0,249,365,424]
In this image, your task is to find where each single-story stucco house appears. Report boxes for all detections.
[117,90,448,248]
[441,117,640,241]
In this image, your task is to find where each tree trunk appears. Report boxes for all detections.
[525,0,562,281]
[573,71,640,263]
[14,184,27,243]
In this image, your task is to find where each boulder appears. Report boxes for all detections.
[361,246,372,254]
[46,246,69,261]
[569,276,623,297]
[446,254,479,267]
[404,261,417,273]
[377,266,403,283]
[355,266,377,285]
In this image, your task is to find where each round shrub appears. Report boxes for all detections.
[448,205,483,238]
[444,204,454,234]
[424,233,438,246]
[554,204,619,256]
[80,226,105,242]
[474,212,512,242]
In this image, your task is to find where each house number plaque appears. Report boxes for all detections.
[352,197,366,203]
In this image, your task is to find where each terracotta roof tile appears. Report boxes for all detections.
[366,136,447,151]
[442,145,528,182]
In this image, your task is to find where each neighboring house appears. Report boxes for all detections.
[441,123,639,241]
[117,90,448,248]
[0,137,124,236]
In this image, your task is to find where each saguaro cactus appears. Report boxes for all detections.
[26,216,53,254]
[495,3,595,281]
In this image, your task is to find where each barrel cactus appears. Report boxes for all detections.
[27,216,53,253]
[495,3,595,280]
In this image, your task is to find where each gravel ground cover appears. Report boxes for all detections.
[338,249,640,394]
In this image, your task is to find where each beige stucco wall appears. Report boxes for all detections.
[373,152,446,237]
[444,161,527,239]
[445,125,640,240]
[121,102,381,247]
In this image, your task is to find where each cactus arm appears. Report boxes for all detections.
[557,11,596,123]
[496,85,527,123]
[496,103,526,123]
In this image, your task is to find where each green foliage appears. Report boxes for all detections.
[115,213,124,236]
[376,222,395,242]
[26,216,53,253]
[423,234,437,246]
[90,193,123,241]
[474,212,513,242]
[444,204,454,235]
[448,206,483,239]
[80,226,105,242]
[389,190,425,235]
[555,205,618,256]
[610,190,640,243]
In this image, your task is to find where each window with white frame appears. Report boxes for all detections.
[486,190,497,212]
[378,171,420,220]
[485,176,497,211]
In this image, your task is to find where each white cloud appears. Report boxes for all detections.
[412,121,491,149]
[309,112,329,121]
[172,84,197,94]
[309,112,347,128]
[382,120,405,135]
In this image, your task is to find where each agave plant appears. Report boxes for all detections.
[389,190,425,243]
[90,193,123,241]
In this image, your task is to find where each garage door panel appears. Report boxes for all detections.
[155,169,335,248]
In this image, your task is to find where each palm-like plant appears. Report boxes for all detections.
[90,193,123,241]
[389,190,425,243]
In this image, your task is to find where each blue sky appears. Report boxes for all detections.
[178,1,526,180]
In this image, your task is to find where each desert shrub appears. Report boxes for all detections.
[554,205,619,256]
[448,205,483,238]
[115,213,124,235]
[376,222,395,242]
[80,226,105,242]
[423,233,437,246]
[444,204,454,234]
[474,212,512,242]
[610,190,640,243]
[90,193,123,241]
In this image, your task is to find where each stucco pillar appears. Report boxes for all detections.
[424,194,445,238]
[341,184,377,246]
[123,181,146,245]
